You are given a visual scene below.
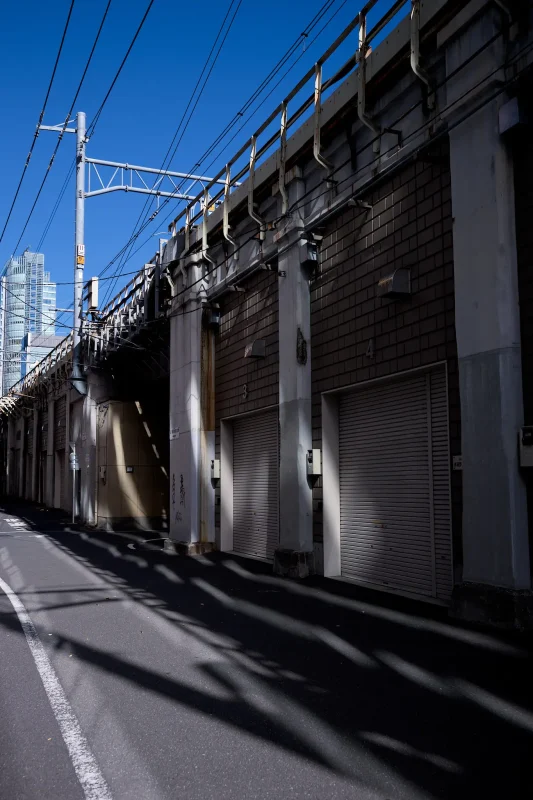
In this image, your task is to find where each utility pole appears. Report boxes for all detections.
[37,111,230,394]
[73,111,86,395]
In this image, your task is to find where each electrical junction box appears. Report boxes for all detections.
[307,449,321,477]
[85,276,99,312]
[519,427,533,467]
[211,459,221,480]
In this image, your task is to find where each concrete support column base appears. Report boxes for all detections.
[163,539,216,556]
[450,582,533,631]
[273,548,315,579]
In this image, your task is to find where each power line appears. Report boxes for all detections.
[10,20,531,393]
[87,0,156,137]
[36,159,76,252]
[162,35,533,312]
[102,0,344,298]
[0,0,76,244]
[47,8,520,330]
[0,266,155,288]
[104,0,242,303]
[102,0,244,305]
[94,11,512,309]
[2,276,62,332]
[171,0,347,200]
[65,24,531,337]
[8,0,113,257]
[1,303,71,332]
[35,0,157,327]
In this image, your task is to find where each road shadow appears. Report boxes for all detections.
[1,501,532,799]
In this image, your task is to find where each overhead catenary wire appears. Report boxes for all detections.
[94,0,496,289]
[86,0,156,137]
[169,0,351,202]
[8,19,531,398]
[36,159,76,251]
[21,0,155,330]
[15,45,532,398]
[0,0,76,244]
[38,0,158,329]
[69,27,533,335]
[103,0,244,303]
[101,0,347,299]
[101,0,244,306]
[45,8,524,331]
[0,266,157,287]
[8,0,114,258]
[36,0,154,256]
[2,277,65,332]
[158,34,533,314]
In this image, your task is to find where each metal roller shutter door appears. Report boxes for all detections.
[55,396,67,450]
[339,369,453,601]
[233,410,279,560]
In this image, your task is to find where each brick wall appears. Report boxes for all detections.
[310,141,462,569]
[514,126,533,572]
[214,268,279,531]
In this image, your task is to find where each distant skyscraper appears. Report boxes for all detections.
[0,250,57,394]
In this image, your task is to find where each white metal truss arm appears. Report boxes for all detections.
[84,158,233,185]
[85,186,196,200]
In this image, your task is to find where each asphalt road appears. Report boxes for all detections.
[0,502,532,800]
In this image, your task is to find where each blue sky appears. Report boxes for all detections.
[0,0,402,330]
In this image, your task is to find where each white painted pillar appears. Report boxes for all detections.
[64,392,72,513]
[45,396,55,508]
[81,376,99,526]
[168,295,215,551]
[31,408,39,500]
[447,23,530,595]
[16,416,24,497]
[275,175,314,576]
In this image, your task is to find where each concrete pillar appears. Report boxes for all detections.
[65,391,72,513]
[447,18,531,624]
[168,295,215,553]
[80,376,100,526]
[31,408,39,500]
[16,416,24,498]
[274,175,314,577]
[45,396,55,508]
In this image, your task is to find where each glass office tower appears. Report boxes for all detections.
[0,250,57,394]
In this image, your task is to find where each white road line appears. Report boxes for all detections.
[0,575,113,800]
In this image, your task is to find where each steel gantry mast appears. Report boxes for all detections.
[38,111,230,394]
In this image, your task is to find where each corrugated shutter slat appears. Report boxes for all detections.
[233,410,279,560]
[339,369,453,602]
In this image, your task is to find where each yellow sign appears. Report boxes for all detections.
[77,255,85,265]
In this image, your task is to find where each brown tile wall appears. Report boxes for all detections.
[310,141,462,566]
